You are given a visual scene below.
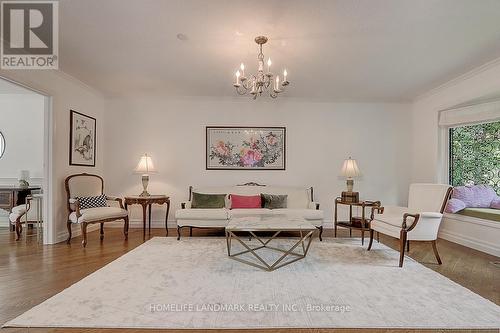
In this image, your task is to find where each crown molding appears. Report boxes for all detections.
[414,56,500,103]
[51,69,104,98]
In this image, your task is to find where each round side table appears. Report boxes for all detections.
[124,195,170,237]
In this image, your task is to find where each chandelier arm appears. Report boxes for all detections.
[235,86,247,95]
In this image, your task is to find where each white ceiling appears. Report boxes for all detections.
[59,0,500,101]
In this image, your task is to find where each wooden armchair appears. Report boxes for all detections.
[65,173,129,247]
[368,183,452,267]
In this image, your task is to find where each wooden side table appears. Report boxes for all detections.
[334,198,381,245]
[124,195,170,237]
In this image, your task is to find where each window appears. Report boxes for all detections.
[449,121,500,194]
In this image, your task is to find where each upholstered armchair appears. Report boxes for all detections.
[368,183,452,267]
[65,173,129,247]
[9,194,42,241]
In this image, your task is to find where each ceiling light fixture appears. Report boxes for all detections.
[233,36,289,99]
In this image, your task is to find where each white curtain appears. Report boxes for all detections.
[439,100,500,127]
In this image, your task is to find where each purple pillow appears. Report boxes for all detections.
[452,185,496,208]
[445,198,466,213]
[491,197,500,210]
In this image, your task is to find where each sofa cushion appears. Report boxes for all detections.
[69,207,128,224]
[191,192,226,209]
[175,208,229,220]
[230,194,261,209]
[192,185,311,209]
[229,209,271,218]
[261,194,287,209]
[272,209,324,220]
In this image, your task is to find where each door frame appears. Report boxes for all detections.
[0,76,54,244]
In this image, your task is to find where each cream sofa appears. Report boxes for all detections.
[175,183,324,240]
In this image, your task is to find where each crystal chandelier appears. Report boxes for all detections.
[233,36,289,99]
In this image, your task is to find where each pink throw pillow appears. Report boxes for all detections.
[491,197,500,210]
[230,194,262,209]
[445,198,466,213]
[452,185,496,208]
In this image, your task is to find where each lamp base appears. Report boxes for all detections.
[346,179,354,192]
[139,174,151,197]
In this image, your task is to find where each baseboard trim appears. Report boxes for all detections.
[55,223,100,244]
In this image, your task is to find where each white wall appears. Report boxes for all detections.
[0,93,45,179]
[0,71,106,243]
[104,97,412,226]
[0,93,45,226]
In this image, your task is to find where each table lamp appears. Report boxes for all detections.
[134,154,157,197]
[340,157,361,203]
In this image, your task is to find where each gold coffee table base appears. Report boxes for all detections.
[225,230,315,272]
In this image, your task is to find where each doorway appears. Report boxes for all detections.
[0,77,53,244]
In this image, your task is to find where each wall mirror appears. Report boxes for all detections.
[0,132,5,159]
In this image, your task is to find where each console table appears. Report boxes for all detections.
[334,198,381,245]
[0,186,41,230]
[124,195,170,238]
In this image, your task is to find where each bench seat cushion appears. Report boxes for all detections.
[458,208,500,222]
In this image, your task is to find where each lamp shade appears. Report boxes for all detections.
[134,154,157,174]
[340,157,360,178]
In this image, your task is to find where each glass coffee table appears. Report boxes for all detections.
[225,215,317,271]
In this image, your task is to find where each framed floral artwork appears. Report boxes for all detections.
[69,110,96,167]
[206,126,286,170]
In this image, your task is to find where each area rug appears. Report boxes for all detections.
[5,237,500,329]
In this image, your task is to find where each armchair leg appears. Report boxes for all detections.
[399,230,407,268]
[189,227,193,237]
[432,240,442,265]
[317,226,323,241]
[15,219,22,241]
[66,222,72,244]
[124,217,129,240]
[367,229,374,250]
[81,222,88,248]
[177,226,181,240]
[100,223,104,241]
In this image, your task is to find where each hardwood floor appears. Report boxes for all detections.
[0,226,498,333]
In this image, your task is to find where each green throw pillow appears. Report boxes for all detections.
[261,194,288,209]
[191,192,226,209]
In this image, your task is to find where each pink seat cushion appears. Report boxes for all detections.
[230,194,262,209]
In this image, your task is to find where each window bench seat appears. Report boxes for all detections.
[457,208,500,223]
[440,210,500,257]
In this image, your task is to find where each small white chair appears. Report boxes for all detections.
[65,173,129,247]
[9,194,43,242]
[368,183,452,267]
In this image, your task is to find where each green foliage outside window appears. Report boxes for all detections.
[449,121,500,194]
